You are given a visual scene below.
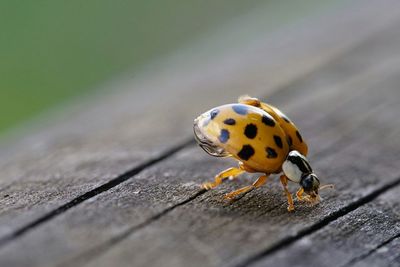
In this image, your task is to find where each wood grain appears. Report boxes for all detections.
[250,186,400,267]
[2,0,395,240]
[352,235,400,267]
[75,68,400,267]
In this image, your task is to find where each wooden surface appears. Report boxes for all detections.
[1,1,400,266]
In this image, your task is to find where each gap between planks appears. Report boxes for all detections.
[1,15,400,255]
[62,176,400,267]
[340,233,400,267]
[0,138,194,247]
[236,179,400,267]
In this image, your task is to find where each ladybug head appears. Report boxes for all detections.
[282,150,334,204]
[300,173,320,201]
[283,150,321,202]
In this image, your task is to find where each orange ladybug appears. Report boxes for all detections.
[193,95,333,211]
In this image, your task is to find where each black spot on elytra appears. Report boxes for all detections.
[223,118,236,125]
[244,124,257,139]
[232,104,248,115]
[262,115,275,127]
[296,130,303,143]
[273,135,283,148]
[266,147,278,158]
[210,109,219,120]
[218,129,230,143]
[237,145,255,161]
[287,136,293,146]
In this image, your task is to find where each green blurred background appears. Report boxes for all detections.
[0,1,340,137]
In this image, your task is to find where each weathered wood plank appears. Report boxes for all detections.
[250,186,400,267]
[1,1,400,267]
[72,75,400,267]
[1,0,396,242]
[1,17,400,266]
[352,236,400,267]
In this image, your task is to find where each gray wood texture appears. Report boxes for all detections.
[0,1,400,267]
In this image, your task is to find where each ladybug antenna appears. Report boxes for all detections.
[319,184,335,191]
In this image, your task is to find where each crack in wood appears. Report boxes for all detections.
[0,138,195,248]
[57,188,207,267]
[234,178,400,267]
[340,233,400,267]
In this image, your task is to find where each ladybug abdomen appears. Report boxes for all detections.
[194,104,289,173]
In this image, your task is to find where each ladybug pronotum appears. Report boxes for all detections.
[193,95,333,211]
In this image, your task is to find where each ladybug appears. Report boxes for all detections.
[193,95,333,211]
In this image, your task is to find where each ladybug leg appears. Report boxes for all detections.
[280,175,295,212]
[296,188,304,201]
[224,175,268,200]
[202,167,245,190]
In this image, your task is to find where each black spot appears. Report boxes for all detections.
[296,130,303,143]
[262,115,275,127]
[218,129,230,143]
[273,135,283,148]
[287,154,312,173]
[223,118,236,125]
[244,124,257,139]
[210,109,219,120]
[232,104,248,115]
[237,145,255,161]
[266,147,278,158]
[287,136,293,146]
